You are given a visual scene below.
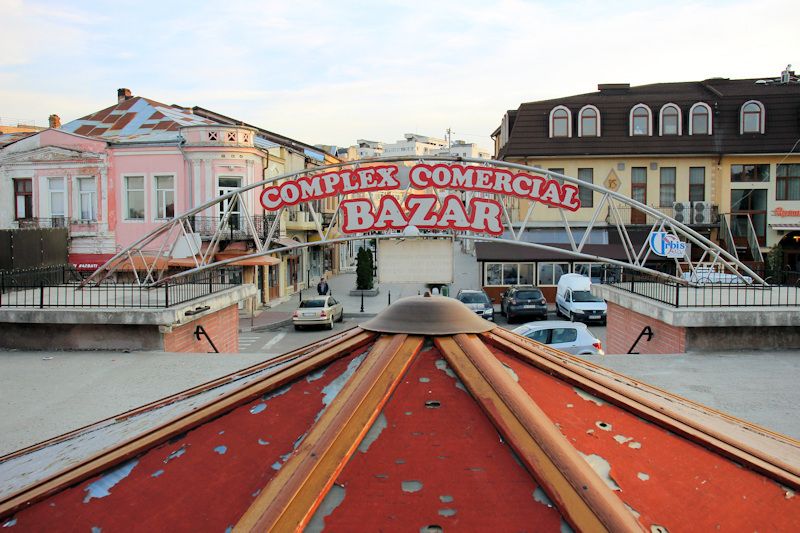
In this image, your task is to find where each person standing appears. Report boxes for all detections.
[317,277,329,295]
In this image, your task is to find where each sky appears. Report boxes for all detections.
[1,0,798,152]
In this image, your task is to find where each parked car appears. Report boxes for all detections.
[500,286,548,323]
[293,295,344,330]
[512,320,604,355]
[455,289,494,321]
[555,274,607,324]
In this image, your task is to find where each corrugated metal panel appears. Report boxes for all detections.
[303,148,325,161]
[254,137,280,150]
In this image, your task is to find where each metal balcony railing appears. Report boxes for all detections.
[188,215,277,240]
[607,204,719,226]
[15,218,100,232]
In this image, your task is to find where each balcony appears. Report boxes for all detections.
[188,215,277,240]
[15,218,100,233]
[285,210,317,231]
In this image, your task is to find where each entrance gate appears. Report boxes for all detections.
[81,156,765,288]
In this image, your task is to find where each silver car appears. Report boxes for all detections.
[512,320,604,355]
[455,289,494,321]
[293,295,344,330]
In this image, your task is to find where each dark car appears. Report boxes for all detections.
[500,286,548,323]
[455,289,494,321]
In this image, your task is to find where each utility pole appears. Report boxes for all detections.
[446,128,452,151]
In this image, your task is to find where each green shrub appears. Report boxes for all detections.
[356,247,374,290]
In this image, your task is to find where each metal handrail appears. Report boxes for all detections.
[745,214,764,263]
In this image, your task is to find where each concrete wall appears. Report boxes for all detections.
[686,326,800,352]
[0,323,163,351]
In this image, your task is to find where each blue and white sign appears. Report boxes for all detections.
[649,231,688,258]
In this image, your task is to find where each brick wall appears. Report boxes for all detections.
[606,302,686,355]
[163,304,239,353]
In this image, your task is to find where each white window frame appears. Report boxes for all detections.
[154,173,176,220]
[47,177,65,218]
[123,174,146,221]
[629,104,653,136]
[688,102,712,135]
[537,262,569,286]
[75,176,97,222]
[658,103,682,136]
[483,262,535,286]
[549,105,572,138]
[577,105,601,137]
[740,100,765,134]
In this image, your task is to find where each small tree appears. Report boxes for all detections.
[356,247,374,290]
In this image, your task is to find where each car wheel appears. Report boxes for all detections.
[500,303,505,317]
[337,310,344,322]
[327,318,334,330]
[294,325,302,331]
[569,311,575,322]
[507,312,514,324]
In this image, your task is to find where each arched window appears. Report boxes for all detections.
[629,104,652,136]
[689,102,712,135]
[659,103,681,136]
[549,106,572,138]
[578,105,600,137]
[740,100,765,134]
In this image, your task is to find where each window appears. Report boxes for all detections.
[537,263,569,286]
[13,178,33,220]
[551,327,578,344]
[689,103,712,135]
[155,175,175,219]
[549,106,571,138]
[777,164,800,201]
[659,104,681,135]
[526,329,550,343]
[689,167,705,202]
[48,177,65,218]
[659,167,676,207]
[547,168,564,208]
[125,176,145,220]
[77,177,97,221]
[629,104,652,136]
[577,168,593,208]
[731,164,770,183]
[578,105,600,137]
[740,101,765,134]
[485,262,534,286]
[731,189,767,243]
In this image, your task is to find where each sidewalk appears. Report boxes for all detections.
[239,243,481,332]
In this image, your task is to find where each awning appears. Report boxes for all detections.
[215,252,280,267]
[770,223,800,231]
[110,255,171,271]
[168,256,205,268]
[68,253,115,272]
[269,237,302,249]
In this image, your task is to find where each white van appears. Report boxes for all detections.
[555,274,607,324]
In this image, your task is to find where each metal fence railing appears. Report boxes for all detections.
[0,266,237,309]
[608,268,800,308]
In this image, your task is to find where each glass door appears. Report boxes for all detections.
[218,177,242,231]
[730,189,767,246]
[630,167,647,224]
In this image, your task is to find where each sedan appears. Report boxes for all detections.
[293,295,344,330]
[512,320,604,355]
[455,289,494,321]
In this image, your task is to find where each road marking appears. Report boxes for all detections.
[261,332,286,351]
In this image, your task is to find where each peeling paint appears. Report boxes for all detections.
[533,487,554,508]
[2,518,17,528]
[566,403,573,408]
[214,446,227,455]
[151,469,164,478]
[401,480,423,493]
[306,484,346,532]
[404,411,413,416]
[306,367,326,383]
[596,421,612,432]
[439,495,453,503]
[438,508,457,517]
[637,472,650,481]
[435,359,467,391]
[271,461,282,471]
[163,446,186,463]
[358,413,388,453]
[218,430,224,435]
[650,525,669,533]
[419,377,430,383]
[613,435,633,444]
[629,441,642,449]
[316,353,368,423]
[225,527,233,533]
[263,383,292,400]
[573,387,606,406]
[782,486,795,499]
[257,439,270,446]
[624,503,641,519]
[395,458,405,464]
[579,453,621,491]
[374,474,388,479]
[500,362,519,382]
[249,403,266,414]
[91,528,101,533]
[252,489,261,497]
[83,459,139,503]
[420,527,443,533]
[560,518,575,533]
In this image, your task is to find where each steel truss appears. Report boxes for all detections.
[81,156,766,287]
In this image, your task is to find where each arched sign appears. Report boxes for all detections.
[259,163,581,235]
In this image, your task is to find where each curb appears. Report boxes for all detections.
[239,313,380,333]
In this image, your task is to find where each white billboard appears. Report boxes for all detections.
[377,238,453,283]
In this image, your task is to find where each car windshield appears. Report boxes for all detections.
[572,290,603,302]
[459,292,489,304]
[515,290,542,300]
[299,299,326,308]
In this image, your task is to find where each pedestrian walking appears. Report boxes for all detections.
[317,277,329,295]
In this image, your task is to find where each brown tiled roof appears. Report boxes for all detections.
[498,78,800,158]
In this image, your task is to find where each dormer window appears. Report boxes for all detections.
[578,105,600,137]
[549,106,572,138]
[659,104,681,136]
[629,104,652,136]
[741,100,765,134]
[689,103,712,135]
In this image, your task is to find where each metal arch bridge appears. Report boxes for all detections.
[81,155,766,287]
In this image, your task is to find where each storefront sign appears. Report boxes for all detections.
[773,207,800,217]
[649,232,687,258]
[260,163,581,235]
[69,253,115,271]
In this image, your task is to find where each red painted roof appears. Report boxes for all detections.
[1,299,798,531]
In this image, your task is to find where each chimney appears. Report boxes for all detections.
[117,88,132,103]
[48,114,61,129]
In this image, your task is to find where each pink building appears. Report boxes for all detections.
[0,89,339,303]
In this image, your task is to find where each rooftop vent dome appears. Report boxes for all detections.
[361,295,496,335]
